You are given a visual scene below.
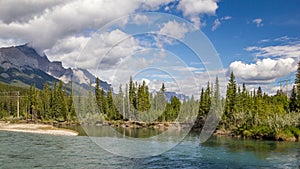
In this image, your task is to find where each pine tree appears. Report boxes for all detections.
[95,77,104,114]
[41,83,51,120]
[116,84,125,119]
[224,72,237,126]
[68,82,77,121]
[129,76,136,108]
[58,81,67,121]
[211,76,222,117]
[198,88,206,116]
[29,85,37,121]
[106,89,120,120]
[204,82,211,114]
[295,60,300,111]
[290,85,298,112]
[125,83,130,120]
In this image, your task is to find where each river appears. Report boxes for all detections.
[0,126,299,168]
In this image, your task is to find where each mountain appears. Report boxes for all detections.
[165,91,189,102]
[0,44,111,90]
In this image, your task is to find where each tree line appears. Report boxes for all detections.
[1,61,299,141]
[91,76,192,123]
[0,81,76,122]
[197,62,300,140]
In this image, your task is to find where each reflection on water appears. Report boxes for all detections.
[0,126,299,168]
[63,125,167,138]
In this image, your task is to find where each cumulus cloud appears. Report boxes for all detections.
[0,0,144,54]
[154,20,193,49]
[230,38,300,86]
[0,0,68,24]
[252,18,263,27]
[44,36,89,68]
[229,58,297,84]
[132,14,150,25]
[177,0,218,27]
[81,29,142,70]
[0,0,179,54]
[158,20,189,39]
[0,0,219,58]
[0,0,222,97]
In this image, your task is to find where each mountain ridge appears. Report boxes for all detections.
[0,44,111,90]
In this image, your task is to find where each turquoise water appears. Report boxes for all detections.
[0,127,299,168]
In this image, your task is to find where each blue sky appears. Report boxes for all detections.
[0,0,299,96]
[203,0,300,66]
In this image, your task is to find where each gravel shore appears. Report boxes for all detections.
[0,122,78,136]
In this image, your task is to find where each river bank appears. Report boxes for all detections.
[2,119,299,142]
[0,121,78,136]
[213,128,300,142]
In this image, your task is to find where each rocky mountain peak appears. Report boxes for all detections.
[0,44,111,91]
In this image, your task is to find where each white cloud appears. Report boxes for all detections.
[0,0,68,24]
[46,29,142,71]
[44,36,89,68]
[0,0,145,54]
[0,0,180,55]
[83,29,142,70]
[177,0,218,27]
[258,39,270,43]
[212,19,221,31]
[246,43,300,58]
[158,20,189,39]
[252,18,263,27]
[139,0,173,10]
[229,58,297,84]
[132,14,150,25]
[154,20,193,49]
[211,16,231,31]
[0,38,26,48]
[221,16,232,20]
[0,0,223,97]
[0,0,219,67]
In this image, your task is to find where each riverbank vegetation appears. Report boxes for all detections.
[1,62,300,141]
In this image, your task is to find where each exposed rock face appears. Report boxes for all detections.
[0,44,111,90]
[165,91,189,102]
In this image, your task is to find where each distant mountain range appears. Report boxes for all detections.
[0,44,111,90]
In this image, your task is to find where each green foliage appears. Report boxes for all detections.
[220,71,300,140]
[159,96,181,122]
[289,86,298,112]
[224,72,237,124]
[0,81,78,122]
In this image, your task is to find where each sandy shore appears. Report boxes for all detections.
[0,122,78,136]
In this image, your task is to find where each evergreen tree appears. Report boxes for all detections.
[95,77,104,114]
[136,80,150,112]
[129,76,137,108]
[41,83,51,120]
[115,84,125,119]
[106,89,120,120]
[295,60,300,111]
[290,86,298,112]
[224,72,237,120]
[211,76,222,117]
[58,81,67,121]
[198,88,206,116]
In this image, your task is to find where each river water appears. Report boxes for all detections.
[0,126,299,168]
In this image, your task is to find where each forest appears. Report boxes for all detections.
[0,61,300,141]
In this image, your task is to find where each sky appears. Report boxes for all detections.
[0,0,299,96]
